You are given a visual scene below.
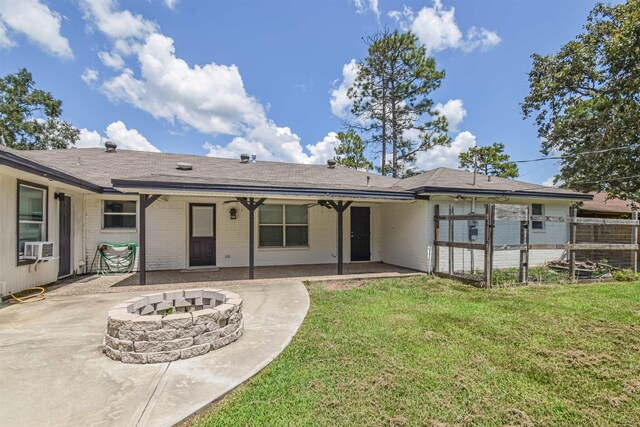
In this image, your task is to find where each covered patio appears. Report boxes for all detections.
[107,176,419,285]
[49,262,422,296]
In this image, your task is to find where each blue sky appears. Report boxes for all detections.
[0,0,605,184]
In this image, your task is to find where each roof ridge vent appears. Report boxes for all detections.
[327,159,336,169]
[240,153,250,163]
[177,162,192,171]
[105,140,117,152]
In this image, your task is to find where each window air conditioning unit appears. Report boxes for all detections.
[24,242,55,261]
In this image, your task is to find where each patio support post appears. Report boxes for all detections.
[139,194,161,285]
[433,205,440,274]
[237,197,266,279]
[326,200,353,274]
[632,211,638,275]
[569,206,577,280]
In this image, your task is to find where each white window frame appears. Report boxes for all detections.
[17,181,47,264]
[258,204,309,248]
[531,203,545,231]
[102,200,137,230]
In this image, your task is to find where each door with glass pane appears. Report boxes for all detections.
[189,204,216,266]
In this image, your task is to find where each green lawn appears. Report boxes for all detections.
[189,276,640,426]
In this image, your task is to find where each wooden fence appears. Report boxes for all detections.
[433,204,639,288]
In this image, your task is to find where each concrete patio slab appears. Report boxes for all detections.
[0,281,309,427]
[48,262,422,297]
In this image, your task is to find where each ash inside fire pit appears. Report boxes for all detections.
[103,289,244,364]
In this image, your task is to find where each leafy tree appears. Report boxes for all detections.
[333,129,373,170]
[0,68,78,149]
[521,0,640,199]
[348,29,450,178]
[459,143,519,179]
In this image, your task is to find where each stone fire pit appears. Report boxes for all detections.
[103,289,244,364]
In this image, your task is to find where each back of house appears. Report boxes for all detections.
[0,142,590,296]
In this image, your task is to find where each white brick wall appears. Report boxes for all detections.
[380,200,431,271]
[84,195,382,271]
[433,198,571,273]
[0,168,85,295]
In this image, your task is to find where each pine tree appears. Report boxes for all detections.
[348,30,450,177]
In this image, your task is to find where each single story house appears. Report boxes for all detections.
[0,142,591,296]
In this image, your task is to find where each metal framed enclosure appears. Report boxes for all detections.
[433,203,639,288]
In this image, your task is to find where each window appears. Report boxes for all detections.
[18,181,47,262]
[259,204,309,247]
[531,203,545,230]
[103,200,137,229]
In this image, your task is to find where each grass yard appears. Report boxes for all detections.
[189,276,640,426]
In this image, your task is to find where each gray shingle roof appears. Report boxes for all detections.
[394,167,586,198]
[0,145,590,200]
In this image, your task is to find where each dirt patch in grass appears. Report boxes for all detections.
[312,279,368,291]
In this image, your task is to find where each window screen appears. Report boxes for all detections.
[531,203,544,230]
[103,200,137,229]
[259,204,309,247]
[18,183,47,260]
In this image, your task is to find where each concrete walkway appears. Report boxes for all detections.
[0,281,309,427]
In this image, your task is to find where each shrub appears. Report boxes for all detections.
[613,270,638,282]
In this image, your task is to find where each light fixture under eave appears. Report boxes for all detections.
[229,208,237,220]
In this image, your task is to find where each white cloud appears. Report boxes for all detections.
[0,21,14,48]
[81,68,99,84]
[164,0,178,10]
[80,0,156,41]
[76,128,103,148]
[463,27,502,53]
[389,0,500,54]
[98,50,125,69]
[102,34,266,136]
[83,0,334,164]
[414,130,476,170]
[306,132,340,164]
[0,0,72,58]
[542,176,560,187]
[330,59,359,119]
[204,130,340,165]
[76,121,160,152]
[435,99,466,132]
[352,0,380,19]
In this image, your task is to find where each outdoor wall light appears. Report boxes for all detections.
[229,208,237,220]
[54,192,65,201]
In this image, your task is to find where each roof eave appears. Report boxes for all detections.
[0,149,103,193]
[412,186,592,200]
[111,179,416,200]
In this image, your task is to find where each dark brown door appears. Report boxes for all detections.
[350,207,370,261]
[58,195,71,277]
[189,204,216,266]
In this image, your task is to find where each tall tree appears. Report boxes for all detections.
[522,0,640,200]
[0,68,79,150]
[333,129,373,170]
[348,29,450,178]
[459,143,519,179]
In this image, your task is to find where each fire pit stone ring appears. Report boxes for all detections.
[103,289,244,364]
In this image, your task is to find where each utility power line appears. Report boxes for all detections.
[513,144,639,164]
